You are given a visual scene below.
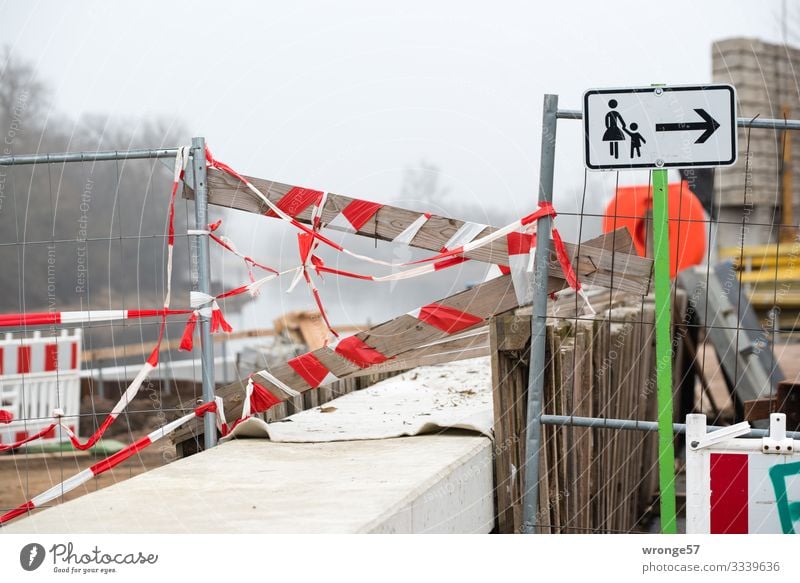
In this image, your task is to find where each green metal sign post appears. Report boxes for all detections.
[583,83,737,533]
[652,167,677,534]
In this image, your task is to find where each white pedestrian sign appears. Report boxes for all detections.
[583,84,737,170]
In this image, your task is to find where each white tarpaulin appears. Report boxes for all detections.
[223,357,493,443]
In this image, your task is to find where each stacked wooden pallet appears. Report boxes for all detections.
[492,296,658,533]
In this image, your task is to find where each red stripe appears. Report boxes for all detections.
[0,423,58,453]
[334,336,389,368]
[710,453,749,534]
[44,344,58,371]
[67,415,115,451]
[126,309,192,318]
[417,303,483,334]
[265,187,323,219]
[433,256,469,271]
[249,381,283,413]
[70,343,78,369]
[552,228,580,291]
[0,312,61,327]
[287,353,331,388]
[340,200,382,231]
[90,435,152,475]
[17,346,31,374]
[298,232,315,263]
[0,500,35,525]
[168,179,180,246]
[507,232,536,256]
[0,410,12,424]
[521,202,557,226]
[216,284,250,300]
[313,262,374,281]
[498,265,511,275]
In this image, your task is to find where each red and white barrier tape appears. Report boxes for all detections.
[0,308,192,330]
[207,219,278,285]
[165,147,191,309]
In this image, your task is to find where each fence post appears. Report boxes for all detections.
[191,136,217,450]
[521,93,558,533]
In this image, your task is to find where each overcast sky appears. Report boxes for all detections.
[0,0,792,327]
[0,1,789,210]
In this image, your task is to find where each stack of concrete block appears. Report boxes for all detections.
[712,38,800,247]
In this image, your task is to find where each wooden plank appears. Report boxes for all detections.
[344,330,488,378]
[489,311,532,533]
[186,169,653,295]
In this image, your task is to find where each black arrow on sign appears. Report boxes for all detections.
[655,108,720,144]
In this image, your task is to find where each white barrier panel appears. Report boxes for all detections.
[686,413,800,534]
[0,329,82,445]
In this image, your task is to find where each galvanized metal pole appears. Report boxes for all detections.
[191,137,217,450]
[540,414,800,440]
[0,147,180,166]
[555,109,800,131]
[521,94,559,534]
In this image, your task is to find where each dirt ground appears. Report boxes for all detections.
[0,445,170,515]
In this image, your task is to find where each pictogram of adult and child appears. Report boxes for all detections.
[603,99,646,159]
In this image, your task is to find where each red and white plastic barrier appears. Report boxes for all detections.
[686,413,800,534]
[0,329,82,446]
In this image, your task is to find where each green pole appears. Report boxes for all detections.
[652,167,677,533]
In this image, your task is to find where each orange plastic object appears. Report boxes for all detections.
[602,181,706,278]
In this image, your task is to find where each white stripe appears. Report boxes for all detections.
[31,468,94,506]
[285,266,305,293]
[371,262,435,283]
[393,214,430,246]
[242,378,254,420]
[3,343,15,376]
[443,222,487,250]
[407,307,422,319]
[147,412,194,441]
[164,245,174,308]
[60,310,127,324]
[326,212,357,233]
[247,273,278,296]
[110,362,155,416]
[190,291,215,308]
[461,218,526,255]
[186,229,210,236]
[214,396,227,433]
[173,146,190,182]
[29,341,44,373]
[320,371,339,387]
[311,191,328,227]
[257,370,301,398]
[509,254,533,306]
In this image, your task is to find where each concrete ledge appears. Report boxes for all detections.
[1,432,495,534]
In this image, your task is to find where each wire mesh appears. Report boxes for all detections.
[0,153,206,516]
